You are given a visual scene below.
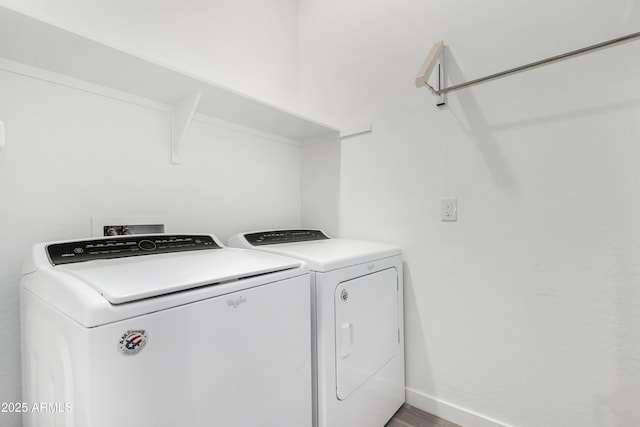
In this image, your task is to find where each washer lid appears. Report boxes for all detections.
[56,248,301,304]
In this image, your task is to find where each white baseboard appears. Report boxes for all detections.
[405,387,514,427]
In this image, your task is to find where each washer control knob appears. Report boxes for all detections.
[138,240,157,251]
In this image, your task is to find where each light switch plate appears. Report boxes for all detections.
[441,198,457,221]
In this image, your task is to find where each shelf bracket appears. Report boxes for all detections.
[171,92,202,164]
[340,124,373,140]
[415,41,445,107]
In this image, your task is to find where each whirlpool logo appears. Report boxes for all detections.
[226,295,247,309]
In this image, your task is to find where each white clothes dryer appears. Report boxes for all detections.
[21,234,312,427]
[228,229,405,427]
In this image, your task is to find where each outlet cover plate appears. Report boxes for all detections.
[441,198,457,221]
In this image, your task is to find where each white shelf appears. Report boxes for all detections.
[0,4,340,162]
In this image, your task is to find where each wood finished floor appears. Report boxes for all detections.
[385,404,463,427]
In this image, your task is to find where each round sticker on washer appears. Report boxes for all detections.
[118,330,148,356]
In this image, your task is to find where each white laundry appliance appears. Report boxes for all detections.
[21,233,312,427]
[228,229,405,427]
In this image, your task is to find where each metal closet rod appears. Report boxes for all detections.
[435,30,640,95]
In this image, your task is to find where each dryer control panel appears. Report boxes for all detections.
[244,229,329,246]
[47,234,220,265]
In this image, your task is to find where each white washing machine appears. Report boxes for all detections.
[21,233,312,427]
[228,229,405,427]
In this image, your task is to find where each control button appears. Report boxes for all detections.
[138,240,157,251]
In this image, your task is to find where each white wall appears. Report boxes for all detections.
[0,3,301,427]
[300,0,640,426]
[301,140,341,236]
[0,0,299,110]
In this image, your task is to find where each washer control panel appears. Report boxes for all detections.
[47,234,220,265]
[244,229,329,246]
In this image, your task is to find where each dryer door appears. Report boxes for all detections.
[334,267,399,400]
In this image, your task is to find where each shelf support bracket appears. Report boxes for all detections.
[415,41,445,107]
[171,92,202,164]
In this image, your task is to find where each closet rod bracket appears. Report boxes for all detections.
[415,31,640,106]
[415,41,445,106]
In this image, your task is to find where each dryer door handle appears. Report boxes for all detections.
[339,322,355,359]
